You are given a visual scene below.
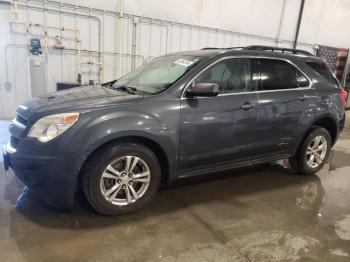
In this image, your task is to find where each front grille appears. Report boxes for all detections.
[15,114,28,127]
[10,136,19,149]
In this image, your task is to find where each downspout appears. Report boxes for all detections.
[293,0,305,49]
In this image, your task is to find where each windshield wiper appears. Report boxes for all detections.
[113,85,137,95]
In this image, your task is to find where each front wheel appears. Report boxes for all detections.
[81,142,161,215]
[290,127,331,175]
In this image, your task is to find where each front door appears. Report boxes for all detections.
[179,58,259,175]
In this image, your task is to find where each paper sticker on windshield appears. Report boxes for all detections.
[174,59,195,67]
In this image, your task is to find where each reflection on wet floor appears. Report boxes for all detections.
[0,121,350,261]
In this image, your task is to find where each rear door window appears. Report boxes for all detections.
[305,61,339,86]
[259,59,309,91]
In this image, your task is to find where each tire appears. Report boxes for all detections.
[81,142,161,215]
[290,126,332,175]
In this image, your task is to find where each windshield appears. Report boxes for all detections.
[111,55,201,94]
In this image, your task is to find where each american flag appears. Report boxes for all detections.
[315,45,349,82]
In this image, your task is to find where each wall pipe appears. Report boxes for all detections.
[293,0,305,49]
[88,8,92,81]
[139,20,169,53]
[118,0,124,78]
[9,20,81,74]
[14,1,103,83]
[10,21,79,33]
[8,4,19,109]
[19,0,313,49]
[11,0,315,84]
[100,10,106,82]
[4,44,145,84]
[59,1,63,81]
[131,17,138,70]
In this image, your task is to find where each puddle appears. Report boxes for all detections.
[158,231,320,262]
[156,243,245,262]
[335,214,350,241]
[229,231,320,262]
[330,248,349,257]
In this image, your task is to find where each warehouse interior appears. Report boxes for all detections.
[1,0,350,261]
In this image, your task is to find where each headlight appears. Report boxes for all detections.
[28,112,80,142]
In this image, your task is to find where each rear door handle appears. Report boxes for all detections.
[241,102,256,110]
[298,94,309,101]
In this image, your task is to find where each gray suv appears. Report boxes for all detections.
[3,46,346,215]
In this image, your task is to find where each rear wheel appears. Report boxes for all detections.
[290,127,331,175]
[81,142,161,215]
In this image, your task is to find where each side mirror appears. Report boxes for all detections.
[186,82,219,97]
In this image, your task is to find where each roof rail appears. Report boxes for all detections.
[244,45,313,56]
[200,47,222,50]
[200,47,244,50]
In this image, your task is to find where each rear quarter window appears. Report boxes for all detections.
[258,59,309,90]
[305,61,339,87]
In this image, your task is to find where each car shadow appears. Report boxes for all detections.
[7,162,325,230]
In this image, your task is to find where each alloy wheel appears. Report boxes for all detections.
[100,156,151,206]
[306,136,328,169]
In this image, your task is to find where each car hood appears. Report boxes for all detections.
[19,85,144,115]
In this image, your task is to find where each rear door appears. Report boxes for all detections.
[253,58,316,161]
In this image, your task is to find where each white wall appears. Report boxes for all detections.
[1,0,350,119]
[299,0,350,47]
[66,0,350,47]
[126,0,287,39]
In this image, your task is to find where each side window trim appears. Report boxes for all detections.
[181,56,312,98]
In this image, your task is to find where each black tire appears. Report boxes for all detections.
[81,142,161,215]
[290,126,332,175]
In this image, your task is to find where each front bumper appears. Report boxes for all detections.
[3,142,78,209]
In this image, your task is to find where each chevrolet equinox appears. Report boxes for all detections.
[3,46,346,215]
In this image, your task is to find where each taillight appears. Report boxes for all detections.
[339,88,348,108]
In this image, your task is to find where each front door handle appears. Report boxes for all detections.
[298,94,309,101]
[241,102,256,110]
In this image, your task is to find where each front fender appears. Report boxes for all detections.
[66,107,179,185]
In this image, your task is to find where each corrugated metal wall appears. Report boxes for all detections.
[0,0,314,118]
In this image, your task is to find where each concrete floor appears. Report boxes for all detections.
[1,120,350,262]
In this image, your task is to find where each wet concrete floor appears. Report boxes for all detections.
[0,119,350,261]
